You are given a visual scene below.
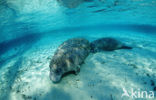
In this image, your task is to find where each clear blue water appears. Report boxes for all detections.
[0,0,156,100]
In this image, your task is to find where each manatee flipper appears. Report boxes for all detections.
[120,45,132,50]
[74,65,80,75]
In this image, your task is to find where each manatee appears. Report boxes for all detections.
[90,37,132,53]
[49,38,90,83]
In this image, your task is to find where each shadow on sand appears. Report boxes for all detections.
[40,88,72,100]
[0,57,23,100]
[0,33,41,56]
[0,33,41,100]
[0,33,41,68]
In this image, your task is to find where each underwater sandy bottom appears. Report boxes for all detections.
[0,31,156,100]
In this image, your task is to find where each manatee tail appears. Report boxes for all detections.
[121,45,132,49]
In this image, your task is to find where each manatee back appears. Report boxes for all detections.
[59,38,90,50]
[50,38,90,71]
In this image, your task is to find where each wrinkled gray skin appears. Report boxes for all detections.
[49,38,90,83]
[90,37,132,53]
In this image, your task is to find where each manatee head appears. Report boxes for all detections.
[49,64,63,83]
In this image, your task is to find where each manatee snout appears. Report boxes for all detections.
[49,68,63,83]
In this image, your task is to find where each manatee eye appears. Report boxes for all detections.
[55,68,62,74]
